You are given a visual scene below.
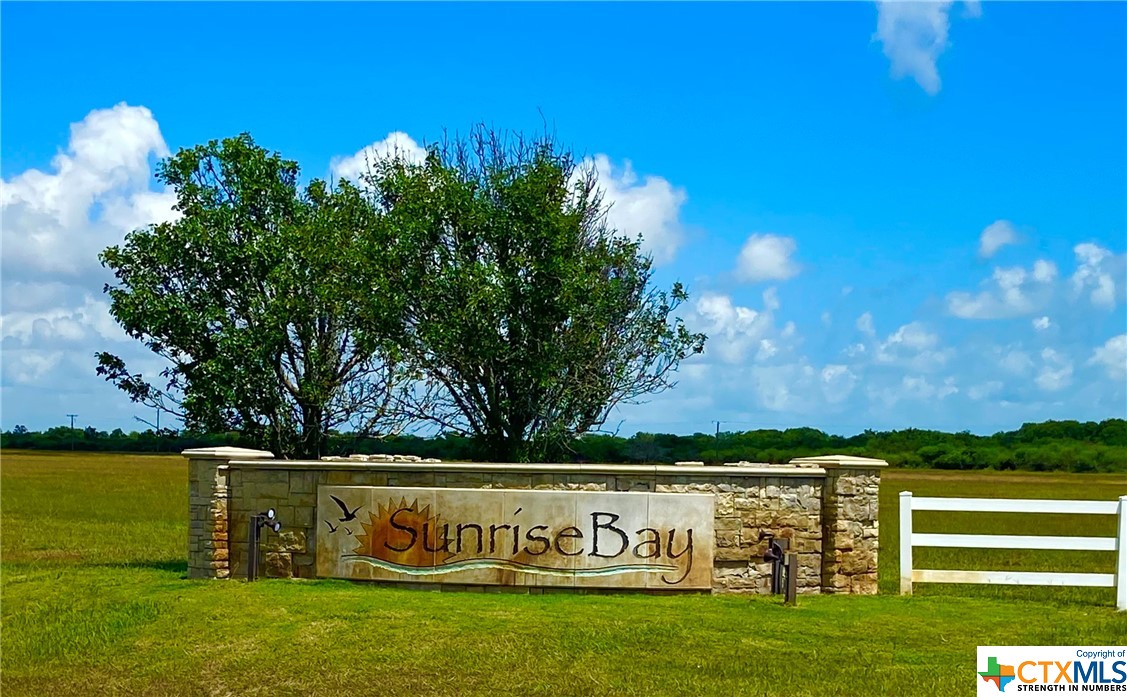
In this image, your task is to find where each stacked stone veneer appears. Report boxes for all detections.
[185,447,274,579]
[797,456,882,595]
[183,448,886,594]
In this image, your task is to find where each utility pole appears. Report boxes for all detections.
[67,414,78,451]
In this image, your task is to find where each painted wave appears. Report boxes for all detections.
[341,554,677,577]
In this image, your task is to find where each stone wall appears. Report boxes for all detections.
[184,446,273,579]
[794,456,882,595]
[184,448,886,594]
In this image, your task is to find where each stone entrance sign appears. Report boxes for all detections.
[315,486,715,589]
[184,448,887,594]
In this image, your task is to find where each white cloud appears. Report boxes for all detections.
[1,295,126,346]
[946,260,1057,319]
[618,271,1123,432]
[101,189,179,234]
[616,351,862,425]
[951,241,1122,321]
[1,281,71,314]
[978,220,1019,258]
[2,350,64,385]
[584,155,688,267]
[874,1,978,95]
[330,131,427,184]
[883,322,939,352]
[868,374,958,408]
[1088,334,1127,381]
[998,348,1034,376]
[756,339,778,361]
[1035,348,1073,392]
[616,291,1122,433]
[844,315,954,370]
[752,363,818,412]
[1,102,176,278]
[936,376,959,399]
[690,290,787,365]
[735,233,800,283]
[856,311,876,337]
[820,364,857,404]
[1071,242,1122,308]
[1032,259,1057,284]
[874,321,952,371]
[743,358,861,412]
[1075,242,1111,267]
[0,104,182,429]
[967,380,1002,401]
[763,287,781,313]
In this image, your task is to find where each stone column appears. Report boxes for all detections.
[790,455,887,595]
[183,447,274,579]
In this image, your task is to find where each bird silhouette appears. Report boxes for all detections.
[329,495,362,522]
[344,527,353,535]
[324,520,338,533]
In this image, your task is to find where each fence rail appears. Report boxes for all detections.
[899,492,1127,611]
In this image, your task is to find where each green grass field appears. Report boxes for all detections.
[2,450,1124,696]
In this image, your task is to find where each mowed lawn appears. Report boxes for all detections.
[2,451,1125,696]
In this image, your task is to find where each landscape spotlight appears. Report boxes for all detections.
[247,509,283,582]
[258,509,281,532]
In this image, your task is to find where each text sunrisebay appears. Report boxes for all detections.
[385,506,698,583]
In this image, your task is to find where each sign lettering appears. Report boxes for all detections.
[315,487,714,589]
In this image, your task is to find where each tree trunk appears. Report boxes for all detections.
[298,403,326,460]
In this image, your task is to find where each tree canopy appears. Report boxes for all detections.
[97,127,705,461]
[98,135,411,459]
[353,128,705,461]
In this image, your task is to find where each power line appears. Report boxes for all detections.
[66,414,78,451]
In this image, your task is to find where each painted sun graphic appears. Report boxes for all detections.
[353,498,455,568]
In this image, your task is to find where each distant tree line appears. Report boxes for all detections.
[4,418,1125,473]
[1,425,228,454]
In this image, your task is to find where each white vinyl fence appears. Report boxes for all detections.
[899,492,1127,611]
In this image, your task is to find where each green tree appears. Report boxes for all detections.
[97,134,412,459]
[355,127,705,461]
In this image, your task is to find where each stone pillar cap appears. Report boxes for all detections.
[787,454,888,469]
[181,446,275,460]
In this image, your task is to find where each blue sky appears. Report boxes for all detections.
[2,2,1124,437]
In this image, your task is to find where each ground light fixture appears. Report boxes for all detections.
[247,508,282,582]
[759,531,798,605]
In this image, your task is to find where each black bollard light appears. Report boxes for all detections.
[247,508,283,582]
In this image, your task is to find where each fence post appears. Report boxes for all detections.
[900,491,913,596]
[1117,495,1126,612]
